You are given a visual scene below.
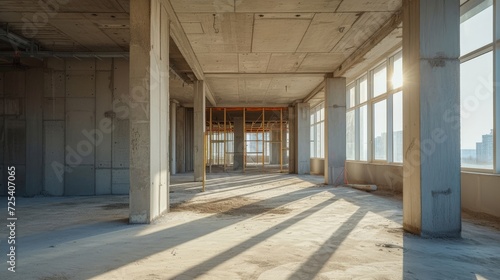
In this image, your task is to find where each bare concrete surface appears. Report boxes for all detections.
[1,173,500,280]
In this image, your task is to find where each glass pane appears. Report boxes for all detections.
[346,111,356,160]
[460,51,493,169]
[348,86,355,108]
[359,105,368,161]
[393,92,403,163]
[392,52,403,89]
[460,4,493,56]
[374,100,387,160]
[360,76,368,103]
[373,64,387,97]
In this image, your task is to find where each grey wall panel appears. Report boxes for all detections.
[112,119,129,168]
[4,120,25,165]
[66,97,95,112]
[4,72,25,97]
[0,73,4,96]
[66,111,95,166]
[185,109,194,171]
[43,98,65,120]
[66,71,96,97]
[96,58,112,71]
[113,58,129,100]
[25,68,44,196]
[43,121,65,196]
[0,99,3,115]
[66,59,95,71]
[65,165,95,195]
[96,168,112,195]
[0,117,3,166]
[112,169,129,194]
[96,71,113,168]
[44,71,65,98]
[46,58,65,71]
[4,98,24,118]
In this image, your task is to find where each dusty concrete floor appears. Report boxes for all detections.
[1,172,500,280]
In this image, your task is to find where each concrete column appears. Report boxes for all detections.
[129,0,170,223]
[325,77,346,186]
[233,117,244,170]
[193,80,205,182]
[402,0,461,237]
[176,106,186,173]
[295,103,311,174]
[170,100,178,175]
[270,130,280,164]
[288,106,296,173]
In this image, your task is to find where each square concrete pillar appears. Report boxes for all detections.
[270,130,280,164]
[170,100,178,175]
[233,117,244,170]
[325,77,346,186]
[403,0,461,237]
[288,106,296,174]
[193,81,206,182]
[176,106,186,173]
[295,103,311,174]
[129,0,170,223]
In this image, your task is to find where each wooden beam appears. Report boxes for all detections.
[334,9,403,77]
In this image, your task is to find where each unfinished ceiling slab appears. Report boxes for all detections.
[252,18,311,52]
[296,13,360,53]
[298,53,346,72]
[238,53,271,73]
[235,0,342,13]
[197,53,238,73]
[170,0,235,13]
[178,13,253,53]
[337,0,402,12]
[267,53,307,73]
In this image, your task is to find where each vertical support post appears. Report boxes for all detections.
[243,108,246,172]
[176,106,186,173]
[295,103,311,174]
[280,108,283,172]
[495,0,500,174]
[209,108,212,173]
[402,0,461,237]
[288,106,296,173]
[194,80,206,182]
[129,0,170,223]
[224,108,227,171]
[170,100,178,176]
[262,108,265,169]
[324,78,346,185]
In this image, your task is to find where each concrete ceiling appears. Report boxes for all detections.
[171,0,403,106]
[0,0,406,107]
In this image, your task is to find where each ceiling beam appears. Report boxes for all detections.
[162,0,217,106]
[302,80,325,103]
[205,73,327,79]
[334,9,403,77]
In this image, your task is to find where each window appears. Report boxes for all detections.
[373,100,387,160]
[346,110,355,160]
[346,51,403,163]
[310,103,325,158]
[459,0,494,170]
[393,91,403,163]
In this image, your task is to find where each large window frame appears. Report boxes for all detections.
[460,0,498,172]
[346,50,403,164]
[310,103,325,158]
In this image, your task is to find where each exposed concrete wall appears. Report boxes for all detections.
[0,57,131,197]
[310,158,324,175]
[185,108,194,172]
[176,106,186,173]
[295,103,310,175]
[346,161,500,219]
